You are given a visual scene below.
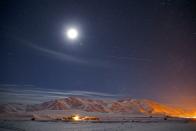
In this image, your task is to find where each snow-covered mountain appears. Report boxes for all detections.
[0,96,194,117]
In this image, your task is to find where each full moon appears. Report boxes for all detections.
[66,28,78,40]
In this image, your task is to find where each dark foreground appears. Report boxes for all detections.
[0,120,196,131]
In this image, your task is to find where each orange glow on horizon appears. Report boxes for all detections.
[143,100,196,119]
[177,116,196,119]
[171,112,196,119]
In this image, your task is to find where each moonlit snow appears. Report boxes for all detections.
[0,121,196,131]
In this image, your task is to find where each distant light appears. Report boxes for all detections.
[72,115,80,121]
[191,116,196,119]
[177,115,196,119]
[66,28,78,40]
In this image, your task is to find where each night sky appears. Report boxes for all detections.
[0,0,196,107]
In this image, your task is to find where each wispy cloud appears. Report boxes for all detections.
[0,85,120,104]
[12,36,113,68]
[15,37,89,65]
[10,35,151,68]
[106,55,152,62]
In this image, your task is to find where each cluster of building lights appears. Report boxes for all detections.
[62,114,99,122]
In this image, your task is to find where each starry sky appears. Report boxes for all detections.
[0,0,196,107]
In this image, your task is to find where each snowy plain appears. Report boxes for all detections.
[0,120,196,131]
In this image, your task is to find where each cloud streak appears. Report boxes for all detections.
[11,36,114,68]
[0,85,120,104]
[106,55,152,62]
[10,35,151,68]
[15,37,89,65]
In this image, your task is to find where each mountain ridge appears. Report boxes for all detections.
[0,96,195,118]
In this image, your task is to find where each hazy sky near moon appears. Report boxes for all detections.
[0,0,196,107]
